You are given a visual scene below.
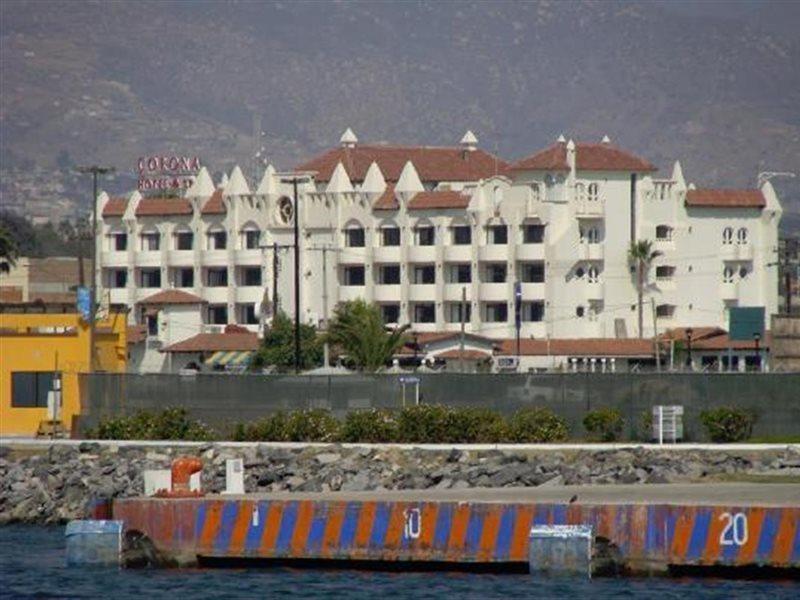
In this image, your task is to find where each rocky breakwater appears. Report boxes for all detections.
[1,443,799,524]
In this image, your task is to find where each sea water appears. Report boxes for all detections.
[1,526,797,599]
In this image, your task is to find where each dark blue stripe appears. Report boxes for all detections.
[244,501,267,554]
[552,504,567,525]
[756,509,780,562]
[433,503,453,551]
[369,503,390,549]
[493,506,515,560]
[645,505,659,554]
[306,503,327,554]
[792,515,800,563]
[194,502,207,540]
[720,509,742,564]
[464,508,483,555]
[275,502,298,553]
[533,504,549,526]
[214,502,240,554]
[338,502,359,550]
[686,509,712,561]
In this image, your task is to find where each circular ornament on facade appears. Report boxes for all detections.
[277,197,293,224]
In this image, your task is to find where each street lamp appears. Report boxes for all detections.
[753,332,761,372]
[685,327,693,371]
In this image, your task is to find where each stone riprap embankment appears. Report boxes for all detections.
[1,442,799,524]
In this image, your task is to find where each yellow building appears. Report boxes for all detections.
[0,304,127,437]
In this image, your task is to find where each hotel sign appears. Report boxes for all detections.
[137,155,201,191]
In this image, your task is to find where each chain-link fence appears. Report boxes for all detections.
[79,372,800,441]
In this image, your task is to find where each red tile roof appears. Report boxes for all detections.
[408,190,471,210]
[137,290,205,305]
[296,145,508,183]
[685,189,766,208]
[373,184,398,211]
[201,189,225,214]
[692,332,771,351]
[102,197,128,217]
[659,327,726,342]
[127,325,147,345]
[135,197,192,216]
[435,349,492,360]
[509,142,657,173]
[161,331,259,353]
[497,338,655,357]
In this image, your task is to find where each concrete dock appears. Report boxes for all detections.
[110,483,800,575]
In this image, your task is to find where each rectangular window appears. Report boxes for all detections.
[140,268,161,288]
[487,224,508,245]
[447,263,471,284]
[484,302,508,322]
[656,304,675,318]
[484,263,507,283]
[11,372,56,408]
[146,314,158,336]
[343,266,365,286]
[416,226,435,246]
[379,264,400,285]
[656,266,675,281]
[244,230,261,249]
[522,224,545,244]
[113,233,127,251]
[522,301,545,322]
[452,226,471,245]
[445,302,471,323]
[208,305,228,325]
[413,303,435,323]
[520,262,545,283]
[241,267,262,287]
[381,227,400,246]
[239,303,258,325]
[141,232,160,251]
[381,304,400,324]
[208,231,227,250]
[207,268,228,287]
[108,269,127,288]
[175,231,193,250]
[413,265,435,284]
[346,228,365,248]
[175,268,194,288]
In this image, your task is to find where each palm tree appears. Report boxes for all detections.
[0,224,19,274]
[326,299,410,372]
[628,239,662,338]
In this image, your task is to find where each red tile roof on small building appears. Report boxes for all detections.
[137,289,205,305]
[201,189,225,214]
[692,332,771,351]
[161,331,259,353]
[135,197,192,216]
[659,327,726,342]
[685,189,766,209]
[102,197,128,217]
[295,145,508,183]
[127,325,147,345]
[373,184,398,211]
[497,338,655,357]
[434,349,493,360]
[509,142,657,173]
[408,190,471,210]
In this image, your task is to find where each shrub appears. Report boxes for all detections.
[284,409,340,442]
[396,404,454,443]
[340,409,398,443]
[507,407,569,443]
[700,407,756,443]
[233,412,290,442]
[444,407,508,443]
[583,408,625,442]
[91,408,215,441]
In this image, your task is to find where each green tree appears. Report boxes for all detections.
[326,299,409,372]
[0,224,19,273]
[251,311,322,372]
[628,239,662,338]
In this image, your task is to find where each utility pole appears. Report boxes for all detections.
[459,286,466,373]
[768,237,798,314]
[272,241,280,316]
[321,246,329,327]
[650,297,660,372]
[75,165,114,372]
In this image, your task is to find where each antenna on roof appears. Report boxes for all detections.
[557,134,566,144]
[601,135,611,144]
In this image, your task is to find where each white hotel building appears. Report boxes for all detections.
[96,129,781,371]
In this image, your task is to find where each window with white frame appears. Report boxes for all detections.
[656,304,675,318]
[174,267,194,288]
[722,227,733,245]
[174,230,193,250]
[415,225,435,246]
[238,303,258,325]
[381,225,400,247]
[487,223,508,245]
[452,225,472,245]
[342,265,365,286]
[656,265,675,281]
[445,302,471,323]
[107,269,127,288]
[240,267,261,287]
[447,263,471,284]
[345,224,365,248]
[520,262,545,283]
[381,304,400,324]
[242,227,261,249]
[723,266,735,283]
[378,264,400,285]
[483,302,508,322]
[484,263,507,283]
[576,183,586,202]
[412,264,435,284]
[140,231,160,251]
[139,268,161,288]
[207,304,228,325]
[110,232,127,251]
[579,226,600,244]
[207,229,227,250]
[587,265,600,283]
[521,301,545,322]
[739,265,750,279]
[522,223,545,244]
[412,303,435,323]
[655,225,673,241]
[206,268,228,287]
[737,227,749,245]
[587,183,599,201]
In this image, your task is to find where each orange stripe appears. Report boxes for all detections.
[509,506,534,561]
[321,501,346,557]
[771,508,798,566]
[384,502,407,553]
[597,505,616,539]
[671,507,695,561]
[629,505,649,558]
[736,507,765,565]
[229,500,254,554]
[477,506,501,561]
[290,501,315,556]
[198,500,223,553]
[260,502,284,555]
[446,503,471,560]
[702,507,727,565]
[418,503,439,553]
[354,501,376,553]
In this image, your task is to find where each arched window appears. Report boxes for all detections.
[575,266,585,279]
[207,226,227,250]
[240,223,261,250]
[414,220,435,246]
[722,227,733,245]
[344,221,365,248]
[739,266,749,279]
[173,226,193,251]
[140,228,160,251]
[737,227,748,245]
[587,183,599,201]
[587,266,599,283]
[723,266,734,283]
[587,227,600,244]
[575,183,586,202]
[379,221,400,247]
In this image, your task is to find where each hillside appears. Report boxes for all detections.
[0,0,798,229]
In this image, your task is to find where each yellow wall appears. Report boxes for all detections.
[0,310,127,436]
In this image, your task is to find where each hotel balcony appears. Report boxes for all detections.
[234,248,262,264]
[202,250,229,267]
[373,246,402,263]
[443,245,473,262]
[100,251,128,267]
[519,282,546,300]
[167,250,194,267]
[516,244,545,261]
[720,244,753,261]
[408,284,436,302]
[107,288,131,306]
[201,287,229,304]
[443,283,471,302]
[134,251,161,268]
[234,287,264,303]
[575,200,605,219]
[585,282,605,301]
[338,286,366,303]
[478,282,508,302]
[720,281,739,300]
[373,284,401,303]
[478,245,508,262]
[578,242,604,261]
[407,245,436,263]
